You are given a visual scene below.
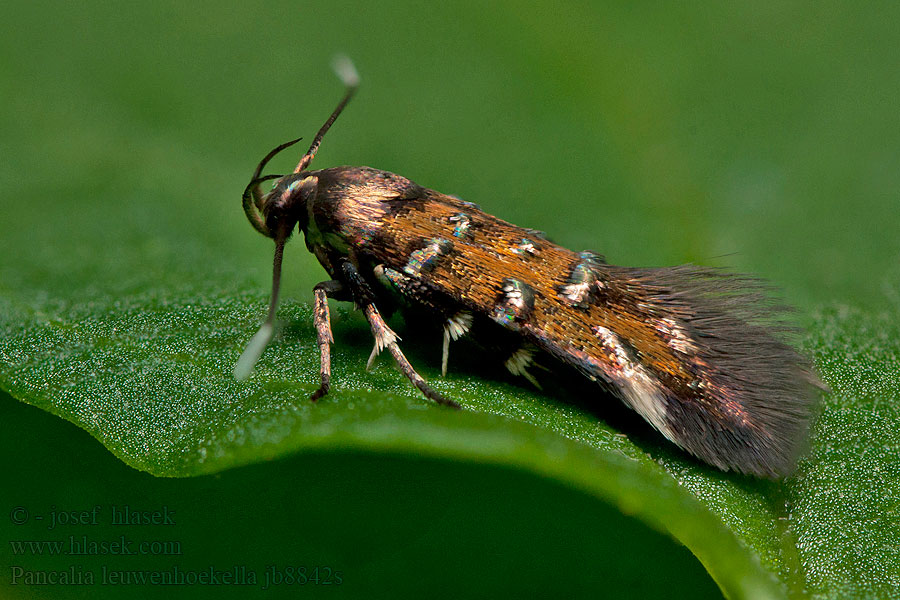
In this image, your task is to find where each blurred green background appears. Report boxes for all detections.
[1,1,898,598]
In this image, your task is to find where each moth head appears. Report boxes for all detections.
[242,171,318,241]
[240,138,308,241]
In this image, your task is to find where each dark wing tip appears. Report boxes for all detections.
[622,266,824,478]
[664,358,822,478]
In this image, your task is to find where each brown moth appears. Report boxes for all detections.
[236,58,822,478]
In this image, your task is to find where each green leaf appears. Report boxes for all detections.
[2,2,899,598]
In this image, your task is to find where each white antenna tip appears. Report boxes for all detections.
[234,322,275,381]
[332,54,359,88]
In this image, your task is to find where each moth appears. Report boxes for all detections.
[236,58,822,478]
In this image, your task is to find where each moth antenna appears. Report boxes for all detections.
[293,55,359,174]
[234,228,289,380]
[241,173,284,237]
[332,54,360,89]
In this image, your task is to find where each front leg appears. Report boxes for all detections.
[310,279,347,401]
[341,262,459,409]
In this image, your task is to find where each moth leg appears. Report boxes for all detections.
[339,260,390,370]
[363,304,460,409]
[442,311,474,377]
[504,346,543,390]
[340,261,458,408]
[441,329,450,377]
[310,280,347,401]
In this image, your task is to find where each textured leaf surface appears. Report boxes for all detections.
[2,1,898,598]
